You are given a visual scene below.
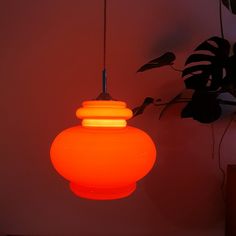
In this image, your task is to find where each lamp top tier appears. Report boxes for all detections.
[76,100,133,128]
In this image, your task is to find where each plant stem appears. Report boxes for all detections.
[153,100,190,106]
[169,65,183,73]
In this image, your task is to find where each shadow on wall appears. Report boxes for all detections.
[151,20,195,56]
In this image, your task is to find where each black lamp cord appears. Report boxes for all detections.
[102,0,107,94]
[96,0,112,100]
[218,115,234,201]
[219,0,225,39]
[218,0,225,201]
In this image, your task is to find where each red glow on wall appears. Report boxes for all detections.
[50,100,156,200]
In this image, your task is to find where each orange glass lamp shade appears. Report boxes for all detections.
[50,100,156,200]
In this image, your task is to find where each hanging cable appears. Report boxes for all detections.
[218,114,234,201]
[96,0,112,100]
[229,0,233,13]
[102,0,107,94]
[103,0,107,70]
[219,0,225,38]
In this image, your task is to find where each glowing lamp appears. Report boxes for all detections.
[50,100,156,200]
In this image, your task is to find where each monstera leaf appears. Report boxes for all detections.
[182,36,230,91]
[222,0,236,14]
[137,52,176,72]
[181,37,236,122]
[181,91,221,123]
[135,36,236,124]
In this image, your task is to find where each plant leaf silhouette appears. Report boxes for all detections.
[181,91,221,123]
[132,97,154,117]
[137,52,176,72]
[182,36,230,91]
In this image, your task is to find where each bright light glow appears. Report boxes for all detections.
[50,100,157,200]
[82,119,127,127]
[76,100,133,121]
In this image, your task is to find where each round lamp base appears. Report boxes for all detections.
[69,182,136,200]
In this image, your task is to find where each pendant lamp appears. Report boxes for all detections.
[50,0,157,200]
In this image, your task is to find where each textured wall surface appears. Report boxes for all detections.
[1,0,236,235]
